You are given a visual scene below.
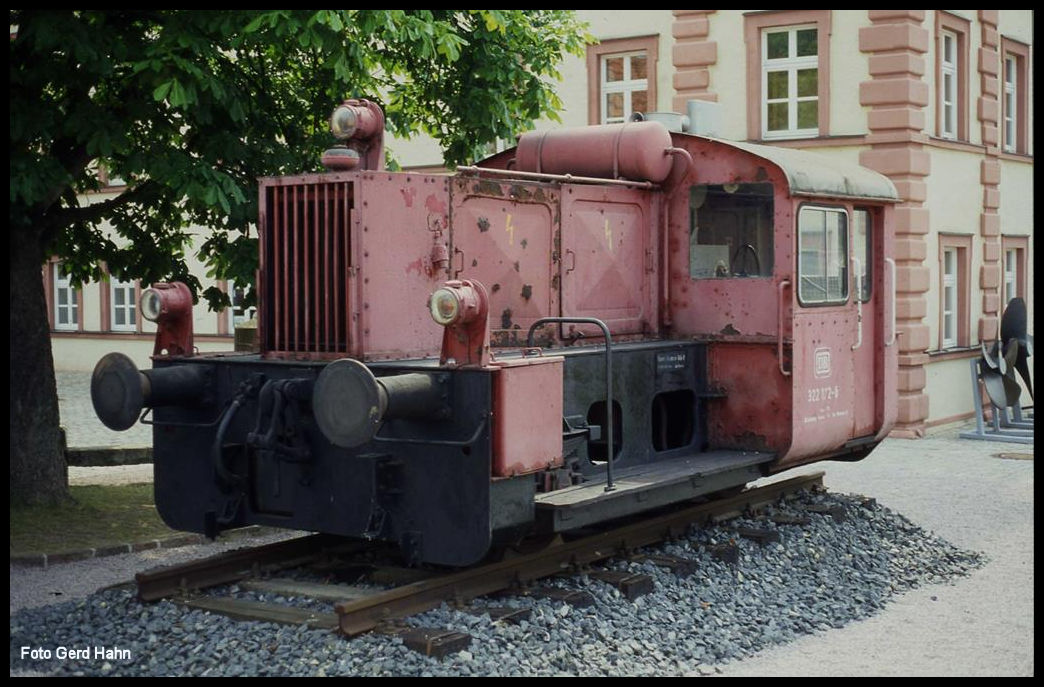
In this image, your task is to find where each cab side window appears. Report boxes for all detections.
[852,208,872,303]
[689,183,774,279]
[797,206,848,305]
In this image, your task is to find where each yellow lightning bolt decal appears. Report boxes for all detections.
[506,213,515,245]
[604,218,613,253]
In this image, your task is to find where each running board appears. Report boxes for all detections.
[534,450,775,532]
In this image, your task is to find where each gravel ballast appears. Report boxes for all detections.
[9,429,1034,676]
[4,489,989,676]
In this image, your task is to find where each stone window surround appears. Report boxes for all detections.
[46,259,84,333]
[934,11,970,142]
[103,274,142,334]
[586,35,659,126]
[999,36,1030,156]
[1000,234,1028,308]
[744,10,832,142]
[937,233,972,350]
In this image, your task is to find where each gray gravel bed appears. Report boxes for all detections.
[9,489,987,677]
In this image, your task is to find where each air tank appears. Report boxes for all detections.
[515,120,675,183]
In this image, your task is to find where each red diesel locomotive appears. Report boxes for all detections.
[91,99,898,566]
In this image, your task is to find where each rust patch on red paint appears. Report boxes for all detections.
[472,180,504,196]
[405,257,425,276]
[734,431,772,452]
[720,324,740,336]
[425,193,447,215]
[501,308,513,330]
[491,283,501,293]
[521,284,533,301]
[492,327,554,348]
[513,261,520,273]
[521,238,528,249]
[477,216,490,232]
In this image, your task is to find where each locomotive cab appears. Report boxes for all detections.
[90,101,897,567]
[661,136,899,472]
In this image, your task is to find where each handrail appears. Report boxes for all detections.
[456,165,656,190]
[526,317,616,492]
[884,258,896,346]
[851,258,863,351]
[777,280,791,376]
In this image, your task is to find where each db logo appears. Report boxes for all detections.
[814,348,831,378]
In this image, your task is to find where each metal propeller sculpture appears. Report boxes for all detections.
[978,297,1033,408]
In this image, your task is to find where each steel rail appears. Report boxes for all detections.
[135,533,356,602]
[335,472,824,636]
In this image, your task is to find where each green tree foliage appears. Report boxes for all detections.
[11,9,591,306]
[9,9,591,505]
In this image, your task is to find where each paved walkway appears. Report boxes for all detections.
[58,371,152,449]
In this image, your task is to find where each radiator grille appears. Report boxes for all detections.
[261,180,354,356]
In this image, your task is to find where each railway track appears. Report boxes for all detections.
[134,473,825,656]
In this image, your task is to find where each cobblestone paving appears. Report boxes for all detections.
[57,371,151,448]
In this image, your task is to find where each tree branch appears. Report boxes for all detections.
[39,180,162,246]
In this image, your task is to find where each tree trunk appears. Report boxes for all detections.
[10,228,69,506]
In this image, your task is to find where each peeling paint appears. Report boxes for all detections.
[491,283,501,293]
[477,216,490,232]
[405,257,425,277]
[513,261,520,273]
[734,430,772,452]
[501,308,513,330]
[521,284,533,301]
[521,238,528,249]
[720,323,740,336]
[425,193,447,216]
[472,180,504,196]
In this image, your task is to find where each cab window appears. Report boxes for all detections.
[852,208,872,303]
[797,206,848,305]
[689,183,774,278]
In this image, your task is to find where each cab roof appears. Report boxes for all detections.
[685,134,900,203]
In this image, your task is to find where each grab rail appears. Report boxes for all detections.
[526,317,616,492]
[884,258,896,346]
[851,258,863,351]
[777,280,791,376]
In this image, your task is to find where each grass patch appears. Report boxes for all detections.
[10,483,179,556]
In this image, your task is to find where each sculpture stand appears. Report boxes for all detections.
[959,357,1034,444]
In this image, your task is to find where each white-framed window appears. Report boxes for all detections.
[761,25,819,139]
[228,280,257,331]
[1003,248,1019,307]
[939,30,958,140]
[600,51,649,124]
[110,278,137,332]
[53,265,79,331]
[1003,55,1017,153]
[941,248,958,348]
[797,206,848,306]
